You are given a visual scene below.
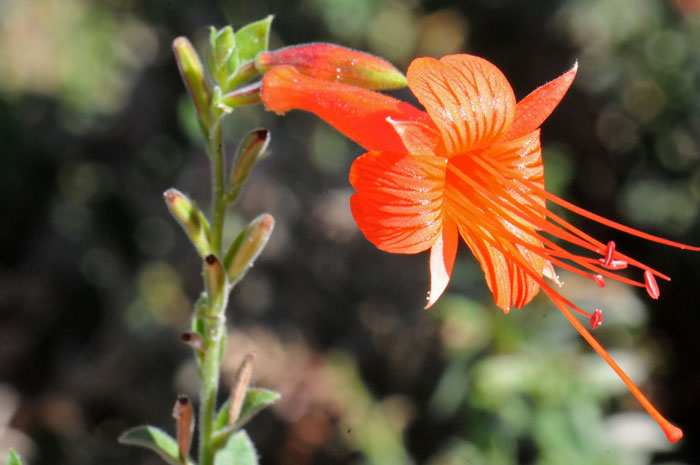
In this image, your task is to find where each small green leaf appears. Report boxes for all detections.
[211,387,280,449]
[215,398,232,430]
[119,425,184,465]
[214,430,259,465]
[236,388,280,428]
[233,16,273,67]
[210,26,236,84]
[6,449,23,465]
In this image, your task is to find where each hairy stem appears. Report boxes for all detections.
[199,119,228,465]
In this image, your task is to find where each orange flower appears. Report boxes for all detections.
[262,54,699,442]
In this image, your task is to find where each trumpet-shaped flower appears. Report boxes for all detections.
[261,54,699,442]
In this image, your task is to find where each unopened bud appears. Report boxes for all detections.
[172,395,194,461]
[229,352,256,424]
[256,43,407,90]
[181,331,203,351]
[204,254,228,309]
[218,81,262,113]
[226,129,270,203]
[224,214,275,285]
[173,37,210,127]
[164,188,212,257]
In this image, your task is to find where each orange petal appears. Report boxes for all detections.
[427,216,458,308]
[487,130,545,211]
[505,63,577,140]
[387,118,445,156]
[407,54,516,154]
[457,224,543,312]
[262,65,428,153]
[349,151,447,254]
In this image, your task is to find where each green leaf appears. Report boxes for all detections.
[210,26,235,79]
[214,430,259,465]
[119,425,184,465]
[232,16,273,68]
[215,398,232,430]
[211,388,280,450]
[236,387,280,428]
[6,449,23,465]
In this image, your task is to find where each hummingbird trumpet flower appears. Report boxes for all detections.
[261,53,699,442]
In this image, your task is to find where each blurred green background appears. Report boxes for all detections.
[1,0,700,464]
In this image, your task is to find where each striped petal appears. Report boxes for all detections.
[407,55,516,155]
[506,63,578,140]
[349,151,447,254]
[427,216,458,308]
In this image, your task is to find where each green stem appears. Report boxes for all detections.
[198,317,226,465]
[199,117,228,465]
[209,121,226,255]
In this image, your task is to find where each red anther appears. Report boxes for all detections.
[593,274,605,287]
[644,270,660,300]
[604,240,616,266]
[590,309,603,329]
[597,258,628,270]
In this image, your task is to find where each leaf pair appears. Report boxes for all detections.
[119,388,280,465]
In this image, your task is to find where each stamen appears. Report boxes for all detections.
[541,285,683,442]
[598,258,628,270]
[447,150,686,442]
[644,270,660,300]
[594,274,605,287]
[604,241,615,266]
[590,309,603,329]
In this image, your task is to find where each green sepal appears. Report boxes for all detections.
[6,449,22,465]
[209,26,236,87]
[119,425,188,465]
[214,430,259,465]
[211,387,280,449]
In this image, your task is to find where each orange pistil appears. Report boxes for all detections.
[261,53,699,442]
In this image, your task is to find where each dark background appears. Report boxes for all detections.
[1,0,699,464]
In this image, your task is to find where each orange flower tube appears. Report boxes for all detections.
[262,53,699,442]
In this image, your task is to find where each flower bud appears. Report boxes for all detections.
[172,395,194,461]
[225,128,270,203]
[204,254,227,309]
[173,37,210,127]
[164,189,211,256]
[229,352,256,424]
[224,214,275,285]
[256,43,407,90]
[217,81,262,113]
[164,188,212,257]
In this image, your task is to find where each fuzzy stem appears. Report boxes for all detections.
[198,118,228,465]
[209,121,226,255]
